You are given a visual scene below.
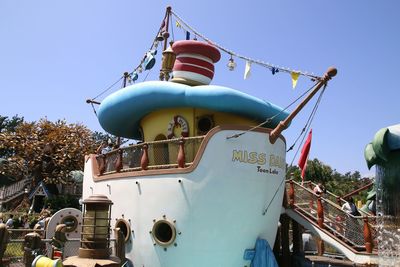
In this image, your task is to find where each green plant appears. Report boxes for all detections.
[44,194,80,211]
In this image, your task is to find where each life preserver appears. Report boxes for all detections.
[167,115,189,139]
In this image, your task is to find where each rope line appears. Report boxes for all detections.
[170,10,321,81]
[90,103,98,117]
[226,80,318,139]
[92,76,124,100]
[263,177,285,215]
[289,84,327,166]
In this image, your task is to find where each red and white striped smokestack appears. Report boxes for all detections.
[171,40,221,86]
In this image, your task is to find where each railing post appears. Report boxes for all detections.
[141,144,149,170]
[363,216,373,253]
[177,138,186,168]
[114,227,126,262]
[288,180,295,208]
[317,196,324,228]
[98,155,106,175]
[23,232,42,267]
[115,149,123,172]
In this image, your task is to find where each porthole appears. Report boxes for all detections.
[60,215,78,233]
[151,219,176,247]
[115,219,131,243]
[197,115,214,135]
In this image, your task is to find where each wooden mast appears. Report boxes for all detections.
[269,67,337,144]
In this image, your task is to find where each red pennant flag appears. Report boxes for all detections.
[298,129,312,181]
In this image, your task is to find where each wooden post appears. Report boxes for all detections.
[316,236,325,256]
[273,223,281,266]
[140,144,149,170]
[292,219,302,255]
[288,180,295,208]
[115,149,123,172]
[163,7,172,51]
[98,155,106,175]
[317,196,324,228]
[281,214,291,267]
[177,138,186,168]
[23,232,42,267]
[114,228,126,262]
[0,224,10,267]
[123,72,129,88]
[316,197,325,256]
[363,217,373,253]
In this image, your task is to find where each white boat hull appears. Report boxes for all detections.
[83,128,286,266]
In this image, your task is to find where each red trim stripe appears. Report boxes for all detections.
[175,57,214,72]
[172,40,221,63]
[173,63,214,79]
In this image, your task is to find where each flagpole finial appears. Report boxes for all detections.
[323,67,337,81]
[269,66,337,144]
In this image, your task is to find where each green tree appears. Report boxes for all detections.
[0,115,24,159]
[0,118,98,185]
[290,158,374,198]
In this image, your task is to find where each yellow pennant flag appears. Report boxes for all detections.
[291,71,300,89]
[176,20,182,28]
[244,61,251,80]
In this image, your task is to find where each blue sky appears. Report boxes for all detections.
[1,1,398,177]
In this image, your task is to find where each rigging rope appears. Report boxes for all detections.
[288,84,327,166]
[226,80,318,140]
[92,76,124,100]
[170,10,321,81]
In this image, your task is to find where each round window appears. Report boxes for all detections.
[151,219,176,247]
[60,215,78,233]
[197,115,214,134]
[115,219,131,243]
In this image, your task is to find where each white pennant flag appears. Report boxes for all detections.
[244,61,251,80]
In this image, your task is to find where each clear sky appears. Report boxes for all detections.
[1,1,398,177]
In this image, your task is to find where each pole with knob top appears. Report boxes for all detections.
[269,67,337,144]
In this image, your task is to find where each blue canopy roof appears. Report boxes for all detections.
[98,81,289,139]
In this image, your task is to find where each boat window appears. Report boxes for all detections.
[197,115,214,135]
[154,134,169,165]
[151,219,176,247]
[60,215,79,233]
[115,219,131,243]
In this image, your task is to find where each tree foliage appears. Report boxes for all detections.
[0,115,24,133]
[0,118,98,185]
[287,158,373,198]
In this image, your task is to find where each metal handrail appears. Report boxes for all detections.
[286,180,377,251]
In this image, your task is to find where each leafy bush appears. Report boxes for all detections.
[44,194,80,211]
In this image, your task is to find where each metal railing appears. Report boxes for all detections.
[285,180,377,252]
[3,229,117,265]
[96,136,205,175]
[302,180,371,216]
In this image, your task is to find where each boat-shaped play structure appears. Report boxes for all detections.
[80,6,338,267]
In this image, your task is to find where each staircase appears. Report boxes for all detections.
[284,179,379,265]
[0,178,31,208]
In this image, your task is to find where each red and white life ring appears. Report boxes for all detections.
[167,115,189,139]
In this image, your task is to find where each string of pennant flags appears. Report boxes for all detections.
[170,10,322,89]
[94,8,323,101]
